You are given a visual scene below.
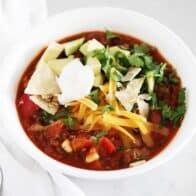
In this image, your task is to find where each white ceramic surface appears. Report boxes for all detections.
[1,7,196,180]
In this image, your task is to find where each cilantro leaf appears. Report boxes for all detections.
[178,88,186,104]
[110,68,123,81]
[168,72,179,84]
[91,130,108,143]
[114,51,130,67]
[162,104,173,119]
[62,117,76,127]
[102,104,115,113]
[41,108,70,125]
[161,91,186,128]
[150,92,158,108]
[41,111,51,125]
[90,89,100,104]
[171,105,186,121]
[154,63,167,83]
[128,54,144,67]
[133,43,149,54]
[144,55,153,66]
[51,108,70,120]
[112,62,128,73]
[106,30,119,41]
[94,47,113,78]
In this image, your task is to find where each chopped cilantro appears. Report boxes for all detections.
[94,47,113,78]
[178,88,186,104]
[112,62,128,73]
[51,108,70,120]
[90,89,100,104]
[150,92,158,108]
[162,104,173,119]
[144,55,153,66]
[114,51,130,67]
[62,117,76,127]
[102,104,115,113]
[91,130,108,143]
[128,54,144,67]
[161,88,186,127]
[133,43,149,54]
[41,108,70,125]
[171,105,186,123]
[41,111,51,125]
[106,30,119,41]
[168,72,179,84]
[110,68,123,81]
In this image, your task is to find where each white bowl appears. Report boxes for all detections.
[1,7,196,180]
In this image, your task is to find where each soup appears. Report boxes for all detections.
[16,31,186,170]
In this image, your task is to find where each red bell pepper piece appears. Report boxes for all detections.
[71,137,93,151]
[46,122,65,138]
[19,94,39,117]
[100,137,116,154]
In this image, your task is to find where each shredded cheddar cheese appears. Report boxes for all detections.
[66,80,155,146]
[79,97,98,111]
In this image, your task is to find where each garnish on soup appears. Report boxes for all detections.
[16,31,186,170]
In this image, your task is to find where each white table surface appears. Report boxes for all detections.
[2,0,196,195]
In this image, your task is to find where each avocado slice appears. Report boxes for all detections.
[62,37,85,56]
[80,39,104,56]
[86,57,102,75]
[109,46,130,56]
[86,57,104,86]
[48,55,74,75]
[37,42,64,68]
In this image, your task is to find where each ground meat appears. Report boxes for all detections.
[148,109,162,124]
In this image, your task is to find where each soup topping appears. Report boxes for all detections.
[16,31,186,170]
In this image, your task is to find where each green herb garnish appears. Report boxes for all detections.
[102,104,115,113]
[162,104,173,119]
[133,43,149,54]
[41,108,70,125]
[128,54,144,67]
[90,89,100,104]
[168,72,179,84]
[150,92,158,108]
[41,111,51,125]
[106,30,119,41]
[110,68,123,81]
[51,108,70,120]
[62,117,76,127]
[91,130,108,143]
[94,47,113,78]
[161,88,186,127]
[114,51,130,67]
[178,88,186,104]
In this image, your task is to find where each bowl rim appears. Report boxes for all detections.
[1,6,196,180]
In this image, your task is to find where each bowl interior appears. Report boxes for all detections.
[1,7,196,180]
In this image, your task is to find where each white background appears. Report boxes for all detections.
[46,1,196,196]
[1,1,196,196]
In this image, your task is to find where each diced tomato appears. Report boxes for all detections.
[46,122,64,138]
[100,137,116,154]
[148,109,162,124]
[71,137,93,151]
[19,94,39,117]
